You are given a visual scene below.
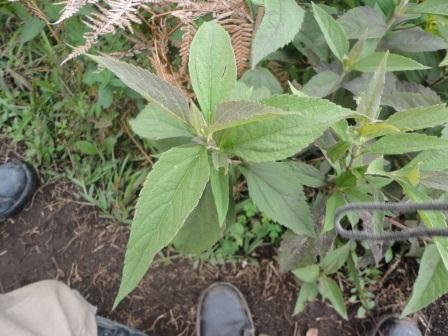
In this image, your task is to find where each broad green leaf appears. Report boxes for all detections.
[345,38,373,69]
[172,184,224,254]
[327,141,351,163]
[331,119,350,142]
[353,52,430,72]
[20,17,45,43]
[356,190,386,265]
[383,28,448,53]
[251,0,305,67]
[210,166,229,227]
[402,245,448,317]
[367,134,448,155]
[338,6,387,39]
[344,186,373,226]
[284,161,326,188]
[344,74,441,111]
[312,2,349,62]
[293,11,331,64]
[114,145,210,306]
[209,101,284,133]
[413,0,448,15]
[189,21,237,121]
[293,264,320,283]
[391,162,421,187]
[130,103,193,140]
[74,140,97,155]
[421,171,448,192]
[240,162,315,237]
[241,67,283,95]
[294,282,318,315]
[335,171,357,190]
[323,192,345,232]
[319,275,348,319]
[217,95,354,162]
[358,122,401,139]
[437,20,448,40]
[357,51,388,119]
[211,151,229,173]
[366,0,396,17]
[251,88,273,102]
[366,156,387,176]
[226,80,283,102]
[320,243,351,275]
[410,149,448,172]
[402,182,448,271]
[289,82,309,97]
[262,95,354,129]
[89,55,190,122]
[226,82,257,102]
[302,71,341,98]
[151,138,192,153]
[441,52,448,67]
[188,103,207,135]
[277,231,317,273]
[386,104,448,131]
[383,80,441,111]
[383,91,442,112]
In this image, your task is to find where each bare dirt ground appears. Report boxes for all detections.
[0,182,355,335]
[1,144,446,335]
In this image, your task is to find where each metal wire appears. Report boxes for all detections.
[334,202,448,242]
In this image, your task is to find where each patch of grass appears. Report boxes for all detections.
[0,9,151,223]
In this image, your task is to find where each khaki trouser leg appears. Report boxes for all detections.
[0,280,97,336]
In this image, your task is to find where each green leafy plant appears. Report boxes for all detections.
[200,200,283,264]
[5,0,448,325]
[90,21,354,306]
[91,2,448,316]
[285,42,448,321]
[294,0,448,102]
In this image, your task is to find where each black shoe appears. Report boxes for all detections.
[370,315,422,336]
[96,316,147,336]
[0,160,37,221]
[197,282,255,336]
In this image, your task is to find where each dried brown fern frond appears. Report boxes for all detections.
[179,23,196,76]
[150,50,189,97]
[57,0,169,24]
[171,0,253,77]
[215,0,253,76]
[150,19,190,97]
[268,61,290,90]
[19,0,50,24]
[220,17,253,76]
[60,0,255,84]
[63,0,145,64]
[55,0,98,24]
[171,1,221,22]
[172,0,248,24]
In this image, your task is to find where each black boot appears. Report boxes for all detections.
[197,282,255,336]
[0,160,37,221]
[370,315,422,336]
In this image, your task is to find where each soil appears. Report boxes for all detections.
[0,183,355,335]
[0,160,447,335]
